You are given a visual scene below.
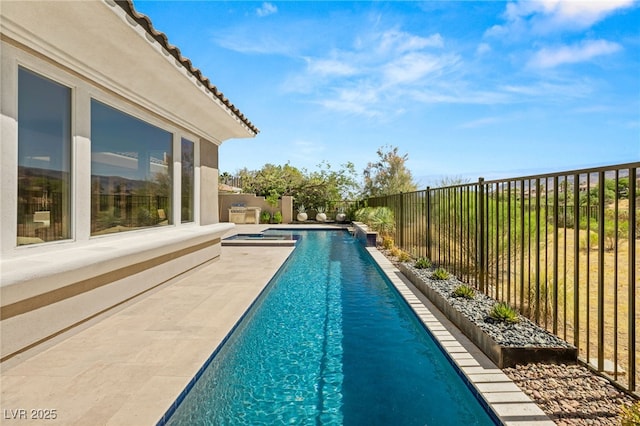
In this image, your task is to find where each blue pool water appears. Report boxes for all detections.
[224,233,297,241]
[163,230,497,425]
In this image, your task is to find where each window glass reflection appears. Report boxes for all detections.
[181,139,194,223]
[91,100,172,235]
[17,68,71,245]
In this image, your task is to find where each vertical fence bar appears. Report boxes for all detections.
[527,179,533,316]
[399,192,405,250]
[520,180,526,311]
[495,183,500,301]
[446,187,451,270]
[573,173,580,350]
[478,177,485,292]
[613,171,619,381]
[553,176,559,334]
[535,178,541,323]
[544,178,549,329]
[586,173,591,362]
[597,171,605,372]
[628,166,636,392]
[457,187,462,277]
[507,182,512,305]
[436,189,441,265]
[426,187,431,261]
[563,176,568,340]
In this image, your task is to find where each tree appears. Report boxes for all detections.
[239,163,304,197]
[362,145,417,197]
[295,161,360,210]
[231,161,360,210]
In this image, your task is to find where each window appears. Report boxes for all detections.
[17,67,71,246]
[90,100,172,235]
[181,138,194,223]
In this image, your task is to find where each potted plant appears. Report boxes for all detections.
[335,206,347,223]
[297,204,308,222]
[316,206,327,222]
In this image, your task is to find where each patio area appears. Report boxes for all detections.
[1,225,551,425]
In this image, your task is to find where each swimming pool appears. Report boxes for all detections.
[161,230,498,425]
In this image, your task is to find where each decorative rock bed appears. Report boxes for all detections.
[398,263,577,368]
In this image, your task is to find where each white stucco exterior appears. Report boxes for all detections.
[0,1,255,361]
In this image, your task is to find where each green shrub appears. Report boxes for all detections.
[370,207,395,237]
[452,285,475,299]
[260,211,271,224]
[354,206,395,237]
[354,207,376,224]
[620,401,640,426]
[488,302,520,323]
[273,211,283,224]
[432,267,450,280]
[581,230,598,251]
[415,257,432,269]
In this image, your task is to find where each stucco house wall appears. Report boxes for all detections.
[0,0,256,362]
[219,194,294,224]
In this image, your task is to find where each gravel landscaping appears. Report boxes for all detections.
[390,258,638,425]
[504,363,636,425]
[402,263,574,349]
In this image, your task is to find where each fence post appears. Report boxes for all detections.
[573,174,580,350]
[597,171,605,373]
[478,177,485,292]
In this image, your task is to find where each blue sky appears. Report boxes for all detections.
[133,1,640,186]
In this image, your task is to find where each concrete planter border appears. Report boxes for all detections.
[398,263,577,368]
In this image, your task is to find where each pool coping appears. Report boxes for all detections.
[366,247,554,426]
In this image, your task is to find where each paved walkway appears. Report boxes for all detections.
[0,224,552,425]
[1,226,294,425]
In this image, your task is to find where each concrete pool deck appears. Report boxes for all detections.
[0,224,553,425]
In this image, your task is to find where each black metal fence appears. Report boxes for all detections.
[367,162,639,395]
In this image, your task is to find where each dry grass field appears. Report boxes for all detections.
[551,229,639,391]
[499,227,639,393]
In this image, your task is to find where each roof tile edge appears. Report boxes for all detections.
[112,0,259,136]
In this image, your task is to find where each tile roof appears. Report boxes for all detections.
[114,0,259,136]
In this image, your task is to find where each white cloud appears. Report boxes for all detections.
[256,2,277,17]
[536,0,635,30]
[528,39,622,68]
[487,0,635,37]
[306,58,357,77]
[500,79,593,99]
[383,53,459,85]
[476,43,491,56]
[280,27,459,116]
[318,84,383,117]
[378,30,444,53]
